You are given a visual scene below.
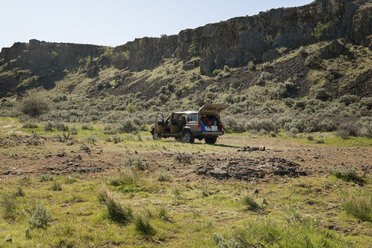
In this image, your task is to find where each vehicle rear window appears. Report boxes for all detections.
[187,113,197,122]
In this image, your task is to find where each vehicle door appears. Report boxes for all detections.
[155,113,167,134]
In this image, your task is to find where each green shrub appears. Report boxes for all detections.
[51,182,62,191]
[274,81,297,99]
[12,187,25,197]
[109,167,138,186]
[305,53,322,69]
[174,152,192,164]
[126,104,137,113]
[328,166,365,185]
[213,233,239,248]
[70,126,78,135]
[246,118,278,133]
[98,190,132,224]
[122,156,145,171]
[112,135,122,143]
[43,121,54,131]
[315,89,331,101]
[340,95,360,106]
[336,122,359,138]
[55,123,69,132]
[312,21,331,40]
[104,125,117,134]
[85,135,98,144]
[344,193,372,222]
[356,117,372,138]
[214,216,350,248]
[19,91,50,117]
[29,203,52,229]
[39,174,54,182]
[81,124,93,130]
[22,122,38,129]
[134,215,156,236]
[80,144,91,153]
[158,173,171,182]
[0,193,17,219]
[360,97,372,109]
[241,195,261,211]
[257,72,273,85]
[223,116,246,132]
[159,207,170,221]
[118,120,139,133]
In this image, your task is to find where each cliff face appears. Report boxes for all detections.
[0,40,104,95]
[110,0,371,74]
[0,0,371,97]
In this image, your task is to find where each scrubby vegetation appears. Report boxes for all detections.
[0,121,370,246]
[328,166,365,185]
[344,193,372,223]
[0,41,370,140]
[98,190,133,224]
[214,215,351,248]
[28,204,51,229]
[18,91,50,117]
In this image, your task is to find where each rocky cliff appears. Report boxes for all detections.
[0,0,371,97]
[108,0,371,73]
[0,40,104,95]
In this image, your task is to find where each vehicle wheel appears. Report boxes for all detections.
[153,133,159,140]
[205,137,217,144]
[182,130,195,144]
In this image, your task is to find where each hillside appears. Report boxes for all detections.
[0,0,371,136]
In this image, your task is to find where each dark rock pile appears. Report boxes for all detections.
[195,157,306,181]
[237,146,266,152]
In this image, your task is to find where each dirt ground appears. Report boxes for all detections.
[1,133,371,181]
[1,129,372,247]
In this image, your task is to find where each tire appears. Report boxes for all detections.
[182,130,195,144]
[205,137,217,144]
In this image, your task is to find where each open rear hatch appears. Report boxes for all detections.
[198,104,229,115]
[199,104,229,132]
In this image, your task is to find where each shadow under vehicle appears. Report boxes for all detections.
[150,104,229,144]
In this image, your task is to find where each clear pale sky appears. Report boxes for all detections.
[0,0,312,49]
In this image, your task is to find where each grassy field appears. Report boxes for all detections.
[0,118,371,247]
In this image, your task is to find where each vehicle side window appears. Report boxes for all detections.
[157,114,164,122]
[187,113,197,122]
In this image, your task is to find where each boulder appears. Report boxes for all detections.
[182,58,200,70]
[320,40,346,59]
[262,49,280,62]
[200,58,215,75]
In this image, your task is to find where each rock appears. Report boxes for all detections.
[86,65,99,78]
[200,58,215,75]
[351,2,372,44]
[262,49,280,62]
[4,234,12,242]
[208,168,229,179]
[320,40,346,59]
[182,58,200,70]
[195,157,306,181]
[259,146,266,151]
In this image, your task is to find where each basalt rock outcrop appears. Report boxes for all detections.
[109,0,372,74]
[0,40,104,96]
[0,0,371,96]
